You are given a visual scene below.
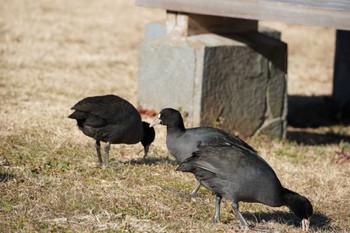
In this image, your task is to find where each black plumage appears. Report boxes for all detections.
[177,144,313,231]
[69,94,155,166]
[150,108,256,195]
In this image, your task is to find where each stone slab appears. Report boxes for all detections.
[138,25,287,137]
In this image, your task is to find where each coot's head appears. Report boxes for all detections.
[141,122,155,157]
[149,108,184,128]
[289,194,313,231]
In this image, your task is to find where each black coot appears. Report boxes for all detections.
[69,94,155,166]
[177,144,313,231]
[150,108,256,195]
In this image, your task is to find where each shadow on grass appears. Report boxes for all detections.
[288,95,350,128]
[0,172,15,182]
[121,155,178,166]
[289,95,333,128]
[287,131,350,145]
[287,95,350,145]
[242,211,333,231]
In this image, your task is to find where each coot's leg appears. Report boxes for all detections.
[104,141,111,166]
[190,182,201,197]
[95,140,103,166]
[232,201,248,229]
[143,144,150,159]
[213,194,222,222]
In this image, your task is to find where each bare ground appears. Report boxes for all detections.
[1,0,350,232]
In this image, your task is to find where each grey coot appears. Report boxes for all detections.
[68,94,155,166]
[150,108,256,195]
[177,144,313,231]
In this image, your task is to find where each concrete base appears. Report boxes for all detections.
[333,30,350,102]
[138,25,287,138]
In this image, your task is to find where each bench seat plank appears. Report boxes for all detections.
[136,0,350,30]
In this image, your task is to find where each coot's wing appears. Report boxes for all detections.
[71,95,140,125]
[181,144,268,178]
[177,146,222,174]
[190,127,257,153]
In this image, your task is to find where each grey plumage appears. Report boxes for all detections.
[150,108,256,195]
[177,144,313,231]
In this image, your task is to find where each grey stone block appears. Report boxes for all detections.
[144,23,166,41]
[138,38,196,113]
[138,26,287,138]
[200,40,268,136]
[255,118,285,138]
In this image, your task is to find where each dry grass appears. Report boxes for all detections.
[1,0,350,232]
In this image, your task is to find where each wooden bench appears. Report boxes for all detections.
[136,0,350,30]
[136,0,350,137]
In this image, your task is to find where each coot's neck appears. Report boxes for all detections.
[166,120,186,134]
[282,188,298,205]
